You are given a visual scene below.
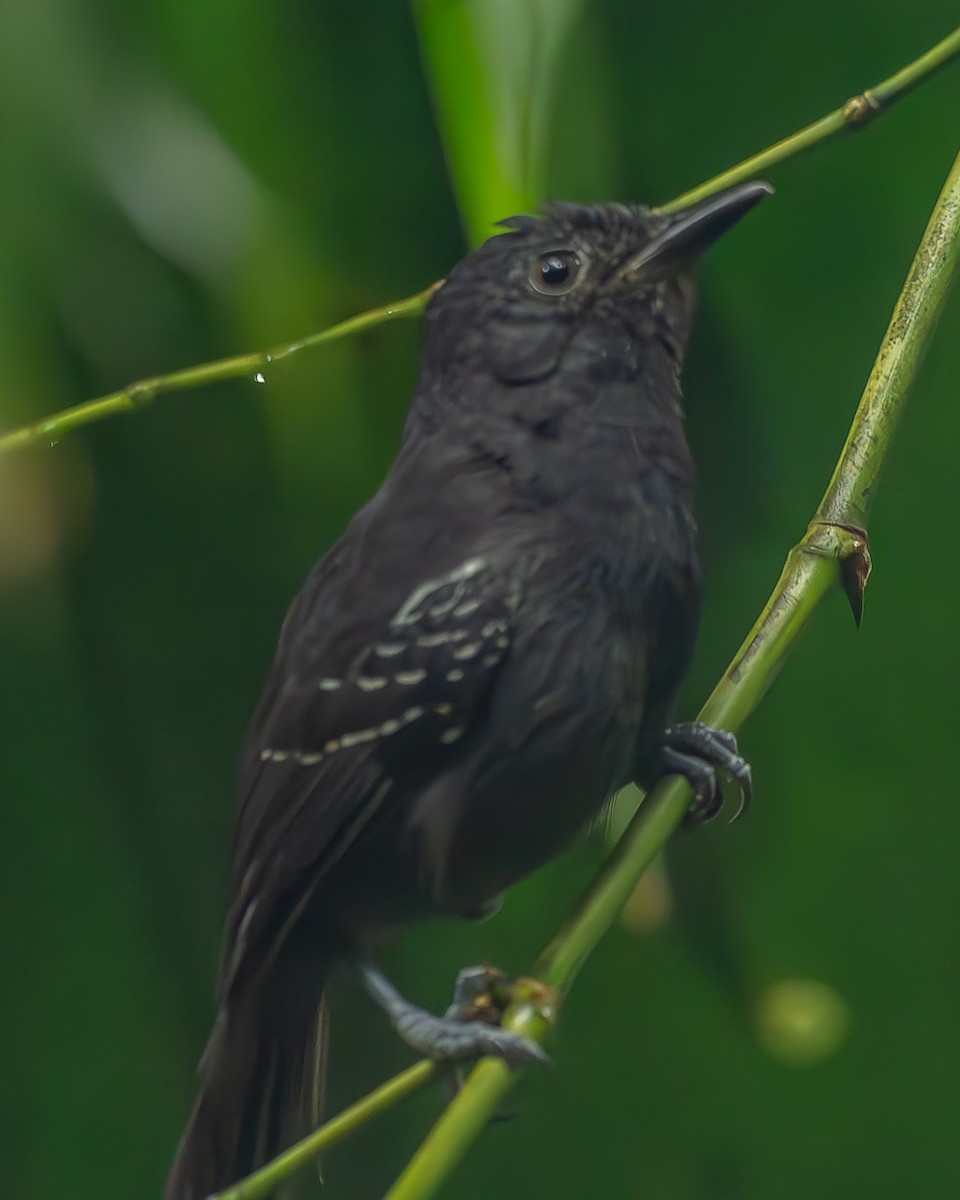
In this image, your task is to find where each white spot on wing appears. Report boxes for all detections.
[417,630,469,648]
[395,669,427,686]
[375,642,405,658]
[393,557,487,626]
[235,898,258,951]
[357,675,388,691]
[260,698,432,769]
[261,746,323,765]
[319,677,342,691]
[340,728,378,748]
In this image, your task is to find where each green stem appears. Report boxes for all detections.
[815,157,960,530]
[0,285,437,455]
[1,29,957,458]
[383,141,960,1200]
[212,1061,438,1200]
[659,24,960,213]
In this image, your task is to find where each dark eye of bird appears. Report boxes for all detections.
[530,249,582,296]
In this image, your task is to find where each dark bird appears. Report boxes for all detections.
[166,181,769,1199]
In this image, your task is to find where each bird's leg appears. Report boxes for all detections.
[444,964,516,1095]
[356,960,550,1068]
[649,720,752,824]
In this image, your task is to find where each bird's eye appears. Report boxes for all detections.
[529,249,583,296]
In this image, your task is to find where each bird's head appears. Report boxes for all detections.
[421,182,771,386]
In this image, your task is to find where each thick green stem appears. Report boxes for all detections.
[383,142,960,1200]
[815,162,960,530]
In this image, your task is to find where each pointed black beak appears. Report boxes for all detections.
[619,181,773,284]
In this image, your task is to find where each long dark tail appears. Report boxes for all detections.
[165,963,330,1200]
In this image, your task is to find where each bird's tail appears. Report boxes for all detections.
[165,961,330,1200]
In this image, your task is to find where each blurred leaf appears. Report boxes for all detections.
[413,0,586,240]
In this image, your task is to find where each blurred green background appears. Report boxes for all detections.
[3,2,960,1197]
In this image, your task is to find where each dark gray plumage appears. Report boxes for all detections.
[166,183,768,1200]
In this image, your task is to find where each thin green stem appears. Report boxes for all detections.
[212,1061,438,1200]
[0,285,437,456]
[1,28,956,458]
[658,25,960,214]
[383,142,960,1200]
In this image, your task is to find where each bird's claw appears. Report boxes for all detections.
[655,720,752,825]
[358,960,551,1070]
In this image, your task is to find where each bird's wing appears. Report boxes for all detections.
[221,549,525,995]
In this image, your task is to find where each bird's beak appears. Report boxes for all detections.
[618,181,773,285]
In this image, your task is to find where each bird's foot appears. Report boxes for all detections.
[654,721,752,825]
[357,960,552,1068]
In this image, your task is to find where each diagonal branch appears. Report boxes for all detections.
[1,26,957,457]
[659,24,960,213]
[0,286,438,455]
[214,1062,438,1200]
